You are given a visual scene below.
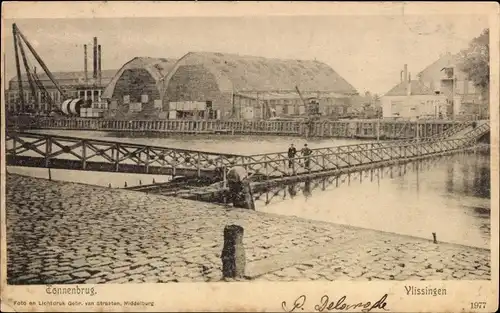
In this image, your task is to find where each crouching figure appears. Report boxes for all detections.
[226,165,255,210]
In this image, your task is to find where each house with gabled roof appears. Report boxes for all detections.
[382,64,447,119]
[416,52,488,118]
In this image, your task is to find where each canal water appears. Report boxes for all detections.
[7,129,491,249]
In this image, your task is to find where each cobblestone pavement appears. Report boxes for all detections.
[6,174,491,284]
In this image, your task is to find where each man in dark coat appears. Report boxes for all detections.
[301,144,312,170]
[287,144,297,169]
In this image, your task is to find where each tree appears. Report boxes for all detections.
[458,28,489,95]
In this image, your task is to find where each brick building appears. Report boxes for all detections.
[101,57,178,119]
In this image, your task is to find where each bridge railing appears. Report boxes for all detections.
[427,120,474,139]
[456,120,490,139]
[5,120,488,180]
[239,136,479,179]
[5,131,247,177]
[243,119,489,166]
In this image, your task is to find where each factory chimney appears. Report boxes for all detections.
[98,44,102,85]
[84,44,88,83]
[400,70,403,83]
[93,37,97,80]
[403,64,408,93]
[407,72,412,96]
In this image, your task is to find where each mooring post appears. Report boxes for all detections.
[124,181,127,188]
[221,225,246,279]
[432,232,437,244]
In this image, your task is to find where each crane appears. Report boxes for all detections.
[11,23,76,115]
[295,86,322,138]
[295,86,320,119]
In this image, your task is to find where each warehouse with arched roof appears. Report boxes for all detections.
[161,52,358,120]
[101,57,177,118]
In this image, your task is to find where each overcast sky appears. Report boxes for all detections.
[3,15,488,95]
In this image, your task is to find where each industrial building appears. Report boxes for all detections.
[6,36,116,116]
[101,57,178,119]
[102,52,358,120]
[6,69,117,114]
[162,52,358,120]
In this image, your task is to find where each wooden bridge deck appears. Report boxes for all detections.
[5,120,490,186]
[129,145,489,206]
[5,132,244,179]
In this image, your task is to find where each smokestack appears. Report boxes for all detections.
[403,64,408,94]
[98,44,102,85]
[407,72,412,95]
[93,37,97,80]
[84,44,88,83]
[400,70,403,83]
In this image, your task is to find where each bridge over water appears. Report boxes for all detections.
[5,120,490,195]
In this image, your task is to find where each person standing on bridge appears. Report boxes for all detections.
[301,143,312,170]
[288,144,297,169]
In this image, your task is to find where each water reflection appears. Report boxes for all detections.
[257,152,490,248]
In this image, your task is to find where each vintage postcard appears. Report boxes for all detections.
[1,1,498,312]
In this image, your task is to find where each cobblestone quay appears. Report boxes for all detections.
[6,175,490,284]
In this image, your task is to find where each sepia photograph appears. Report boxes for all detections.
[1,2,498,312]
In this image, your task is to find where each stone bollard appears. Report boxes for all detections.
[432,232,437,244]
[221,225,246,279]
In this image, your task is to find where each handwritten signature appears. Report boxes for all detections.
[282,294,389,312]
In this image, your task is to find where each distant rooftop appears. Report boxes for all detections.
[384,80,436,97]
[10,69,118,83]
[167,51,359,95]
